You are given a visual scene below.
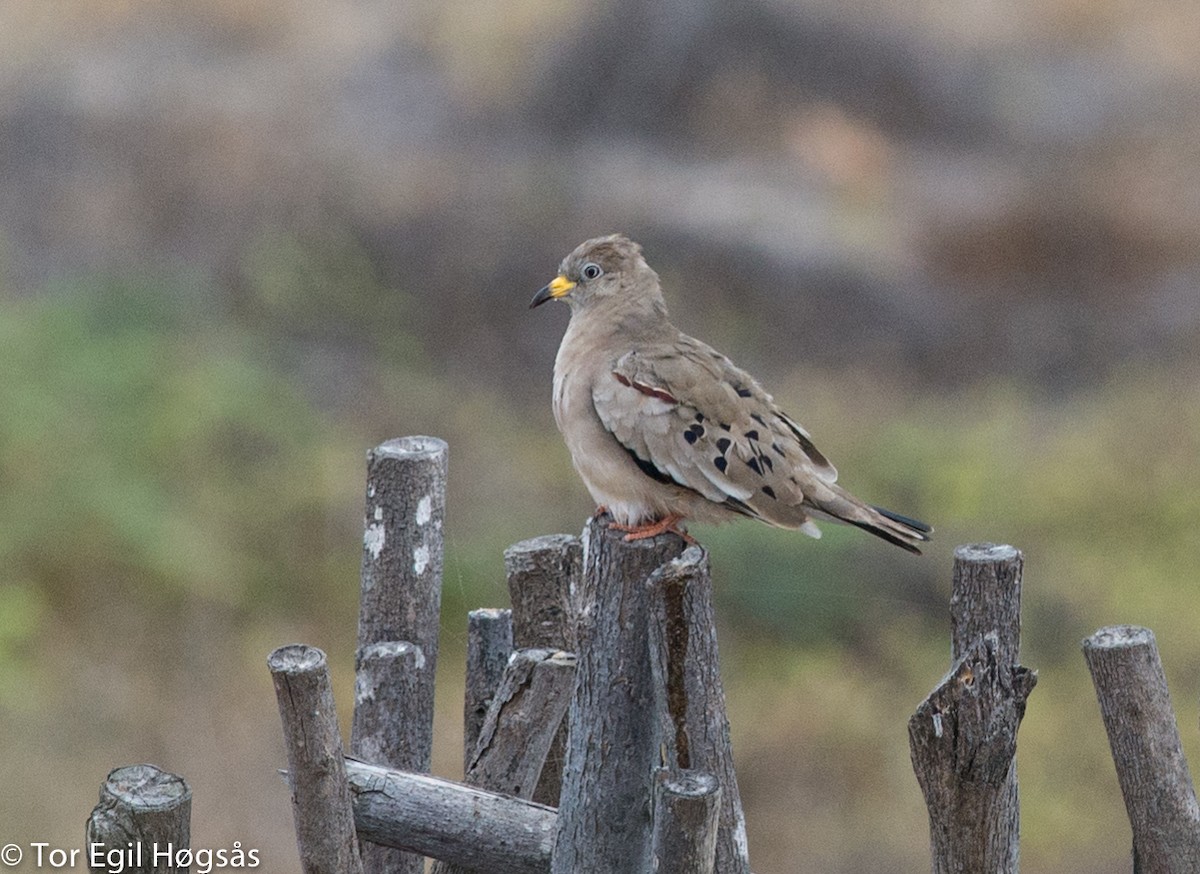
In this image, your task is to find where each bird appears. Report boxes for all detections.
[529,233,932,554]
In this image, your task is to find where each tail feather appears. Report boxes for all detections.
[856,505,932,554]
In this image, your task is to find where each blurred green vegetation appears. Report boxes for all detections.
[1,234,1198,871]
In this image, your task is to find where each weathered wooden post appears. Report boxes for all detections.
[505,533,581,805]
[550,515,686,873]
[431,647,576,874]
[908,544,1037,874]
[352,436,446,874]
[1083,625,1200,873]
[647,545,750,874]
[651,769,722,874]
[463,607,514,764]
[269,644,364,874]
[86,764,191,874]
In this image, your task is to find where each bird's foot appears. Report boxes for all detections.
[609,514,696,544]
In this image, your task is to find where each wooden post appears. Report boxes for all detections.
[431,648,576,874]
[505,533,581,805]
[647,546,750,874]
[505,534,581,652]
[464,607,514,767]
[353,436,447,874]
[908,544,1037,874]
[346,760,556,874]
[651,769,722,874]
[86,764,191,874]
[1083,625,1200,873]
[550,515,686,874]
[269,644,364,874]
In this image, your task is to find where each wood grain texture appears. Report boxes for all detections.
[432,648,576,874]
[648,545,750,874]
[1083,625,1200,874]
[353,437,447,874]
[505,533,581,805]
[909,544,1036,874]
[464,608,514,768]
[550,514,686,874]
[346,759,555,874]
[651,769,721,874]
[269,644,363,874]
[86,764,192,874]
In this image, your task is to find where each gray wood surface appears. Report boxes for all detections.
[346,759,556,874]
[647,546,750,874]
[432,648,576,874]
[908,544,1037,874]
[651,769,722,874]
[1083,624,1200,874]
[268,644,364,874]
[550,515,686,874]
[464,607,514,768]
[505,533,581,805]
[86,764,191,874]
[352,436,446,874]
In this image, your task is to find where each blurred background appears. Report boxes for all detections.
[2,0,1199,870]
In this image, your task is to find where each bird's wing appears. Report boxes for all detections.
[591,334,839,528]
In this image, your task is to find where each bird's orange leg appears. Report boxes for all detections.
[608,514,696,544]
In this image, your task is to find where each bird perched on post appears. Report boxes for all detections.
[530,234,932,553]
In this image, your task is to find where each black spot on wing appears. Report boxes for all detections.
[746,457,762,476]
[714,456,728,473]
[620,444,675,486]
[735,386,753,398]
[745,429,759,441]
[777,414,833,470]
[715,437,731,454]
[750,412,767,427]
[762,485,777,500]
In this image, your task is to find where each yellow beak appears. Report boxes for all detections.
[530,274,576,308]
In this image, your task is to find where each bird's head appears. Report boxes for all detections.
[530,234,664,316]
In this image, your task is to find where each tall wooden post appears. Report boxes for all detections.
[908,544,1037,874]
[352,436,446,874]
[550,515,685,874]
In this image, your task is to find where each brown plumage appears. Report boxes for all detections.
[530,234,931,553]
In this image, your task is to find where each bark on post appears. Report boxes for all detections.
[352,436,446,874]
[505,533,581,805]
[86,764,191,874]
[647,546,750,874]
[651,769,722,874]
[346,759,556,874]
[464,608,514,767]
[1083,625,1200,873]
[432,648,576,874]
[505,534,581,652]
[908,544,1037,874]
[269,644,364,874]
[550,514,686,874]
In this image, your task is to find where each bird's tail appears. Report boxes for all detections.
[810,489,933,554]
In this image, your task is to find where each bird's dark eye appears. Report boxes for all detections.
[581,262,603,281]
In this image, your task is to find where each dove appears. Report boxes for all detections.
[530,234,931,553]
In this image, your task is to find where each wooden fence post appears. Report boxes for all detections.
[352,436,446,874]
[464,607,514,766]
[550,515,686,874]
[269,644,364,874]
[647,545,750,874]
[651,769,722,874]
[505,534,581,805]
[1083,625,1200,873]
[86,764,191,874]
[908,544,1037,874]
[431,648,576,874]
